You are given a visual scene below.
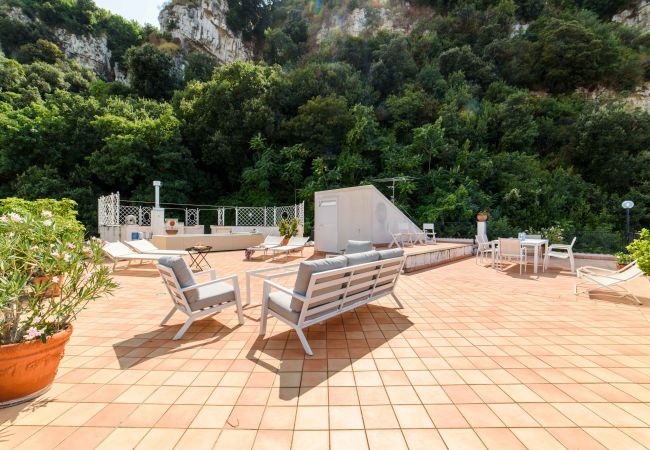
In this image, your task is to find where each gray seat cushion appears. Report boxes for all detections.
[268,291,300,324]
[345,250,379,267]
[291,256,347,312]
[345,240,373,254]
[377,248,405,260]
[159,256,196,288]
[186,282,236,311]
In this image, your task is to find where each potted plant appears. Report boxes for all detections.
[615,251,634,270]
[0,198,115,406]
[476,210,489,222]
[278,217,299,245]
[627,228,650,275]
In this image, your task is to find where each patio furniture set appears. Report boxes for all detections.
[475,234,576,274]
[389,222,436,248]
[155,241,405,354]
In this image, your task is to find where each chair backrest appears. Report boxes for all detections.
[345,240,373,254]
[568,236,577,247]
[499,238,522,256]
[296,251,405,325]
[103,241,136,258]
[423,223,434,232]
[157,264,192,313]
[264,235,283,245]
[527,234,542,240]
[476,234,487,244]
[288,236,309,247]
[126,239,158,253]
[611,262,644,281]
[398,223,410,232]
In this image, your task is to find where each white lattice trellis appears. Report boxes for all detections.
[119,205,152,226]
[98,192,119,226]
[234,203,304,227]
[185,208,200,226]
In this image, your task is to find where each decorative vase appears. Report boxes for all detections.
[0,325,72,407]
[32,275,63,298]
[166,229,178,235]
[281,237,289,246]
[477,213,488,222]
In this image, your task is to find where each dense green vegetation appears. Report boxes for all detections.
[1,0,649,252]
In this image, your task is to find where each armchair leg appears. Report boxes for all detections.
[173,317,194,340]
[295,328,313,356]
[160,306,177,325]
[391,292,404,309]
[259,286,269,336]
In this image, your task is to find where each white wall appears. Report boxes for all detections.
[315,185,420,252]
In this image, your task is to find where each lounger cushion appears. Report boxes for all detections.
[345,250,379,267]
[159,256,196,289]
[187,282,236,311]
[377,248,404,260]
[345,240,373,254]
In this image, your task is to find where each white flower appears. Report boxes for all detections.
[8,213,23,223]
[8,232,14,238]
[26,327,43,340]
[66,243,75,249]
[62,253,70,262]
[41,211,53,218]
[43,220,53,226]
[33,316,42,324]
[0,216,7,223]
[52,276,59,284]
[52,251,60,257]
[31,245,39,250]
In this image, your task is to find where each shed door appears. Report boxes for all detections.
[316,198,338,253]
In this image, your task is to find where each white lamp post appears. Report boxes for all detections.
[622,200,634,244]
[152,181,165,236]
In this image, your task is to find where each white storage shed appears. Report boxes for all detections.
[314,185,422,253]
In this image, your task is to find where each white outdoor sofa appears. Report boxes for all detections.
[259,248,406,355]
[270,236,310,261]
[157,256,244,339]
[103,241,165,271]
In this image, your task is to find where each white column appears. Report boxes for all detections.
[477,221,487,238]
[152,208,165,236]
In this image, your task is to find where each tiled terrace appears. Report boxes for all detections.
[2,249,650,450]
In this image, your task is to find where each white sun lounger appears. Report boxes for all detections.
[126,239,192,256]
[102,241,164,271]
[248,235,284,256]
[270,237,310,261]
[574,261,645,305]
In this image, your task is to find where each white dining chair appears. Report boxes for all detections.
[496,238,527,274]
[544,237,577,272]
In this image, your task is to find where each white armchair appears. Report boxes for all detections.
[543,237,577,272]
[475,234,495,265]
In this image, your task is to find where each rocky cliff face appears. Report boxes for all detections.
[1,6,118,79]
[613,1,650,31]
[159,0,251,64]
[315,0,413,43]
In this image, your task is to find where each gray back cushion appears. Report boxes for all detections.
[159,256,196,288]
[291,256,347,312]
[345,240,373,254]
[377,248,405,260]
[345,250,380,267]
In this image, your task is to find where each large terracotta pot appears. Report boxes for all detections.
[0,325,72,407]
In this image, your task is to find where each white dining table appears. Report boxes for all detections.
[490,238,549,274]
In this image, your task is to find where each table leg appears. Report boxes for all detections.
[533,245,539,274]
[246,272,251,306]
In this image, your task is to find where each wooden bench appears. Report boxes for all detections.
[258,249,405,355]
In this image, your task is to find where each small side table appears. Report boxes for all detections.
[186,245,212,271]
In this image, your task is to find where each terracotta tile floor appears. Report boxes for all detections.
[2,249,650,449]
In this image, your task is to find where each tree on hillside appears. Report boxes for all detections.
[124,44,181,100]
